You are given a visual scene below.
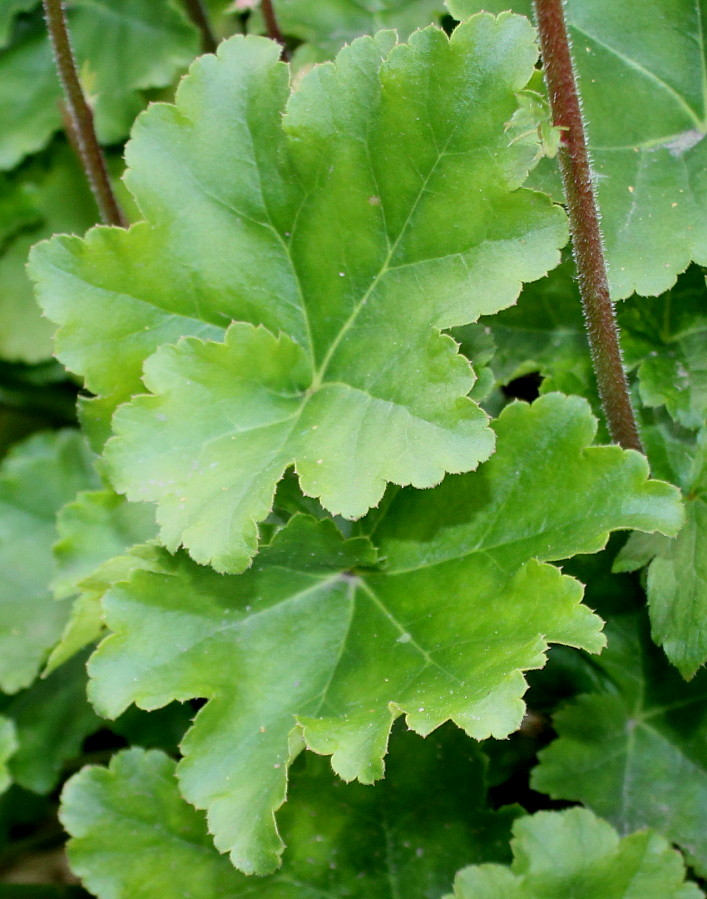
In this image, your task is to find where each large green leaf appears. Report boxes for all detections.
[0,0,198,170]
[446,807,702,899]
[61,728,519,898]
[615,423,707,679]
[448,0,707,299]
[531,609,707,877]
[0,430,98,693]
[32,19,569,571]
[87,394,680,874]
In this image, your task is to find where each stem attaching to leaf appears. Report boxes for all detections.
[533,0,643,453]
[42,0,127,228]
[261,0,290,61]
[182,0,218,54]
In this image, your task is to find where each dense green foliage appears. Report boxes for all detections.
[0,0,705,895]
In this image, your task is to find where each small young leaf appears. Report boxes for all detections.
[446,807,703,899]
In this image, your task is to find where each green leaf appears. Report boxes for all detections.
[42,489,156,673]
[446,807,703,899]
[531,610,707,877]
[0,144,104,364]
[87,394,680,874]
[619,268,707,430]
[272,0,445,56]
[62,728,519,898]
[0,717,17,795]
[1,651,101,794]
[0,0,198,170]
[32,19,570,570]
[615,423,707,679]
[0,0,40,48]
[448,0,707,299]
[0,430,98,693]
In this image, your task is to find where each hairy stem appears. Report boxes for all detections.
[533,0,643,453]
[182,0,217,53]
[261,0,290,60]
[42,0,126,227]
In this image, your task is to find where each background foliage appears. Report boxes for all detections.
[0,0,705,895]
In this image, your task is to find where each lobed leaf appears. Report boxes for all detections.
[619,268,707,431]
[33,18,569,571]
[448,0,707,299]
[531,610,707,877]
[446,807,703,899]
[615,423,707,679]
[61,728,518,898]
[87,394,681,874]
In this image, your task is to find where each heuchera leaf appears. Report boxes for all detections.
[86,394,681,874]
[31,18,569,571]
[0,0,40,48]
[448,0,707,299]
[0,0,198,170]
[0,430,98,693]
[446,807,703,899]
[60,728,519,898]
[266,0,445,58]
[531,610,707,877]
[619,268,707,431]
[43,489,157,674]
[615,424,707,679]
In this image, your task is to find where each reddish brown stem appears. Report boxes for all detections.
[533,0,642,453]
[42,0,126,228]
[261,0,289,60]
[182,0,217,54]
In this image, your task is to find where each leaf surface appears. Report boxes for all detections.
[446,807,703,899]
[61,728,518,898]
[43,489,156,673]
[448,0,707,298]
[0,145,102,363]
[87,395,680,874]
[0,430,98,693]
[1,652,101,794]
[615,423,707,678]
[0,716,17,795]
[0,1,197,170]
[33,19,570,570]
[619,268,707,430]
[531,610,707,877]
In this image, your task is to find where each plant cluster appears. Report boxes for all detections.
[0,1,705,896]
